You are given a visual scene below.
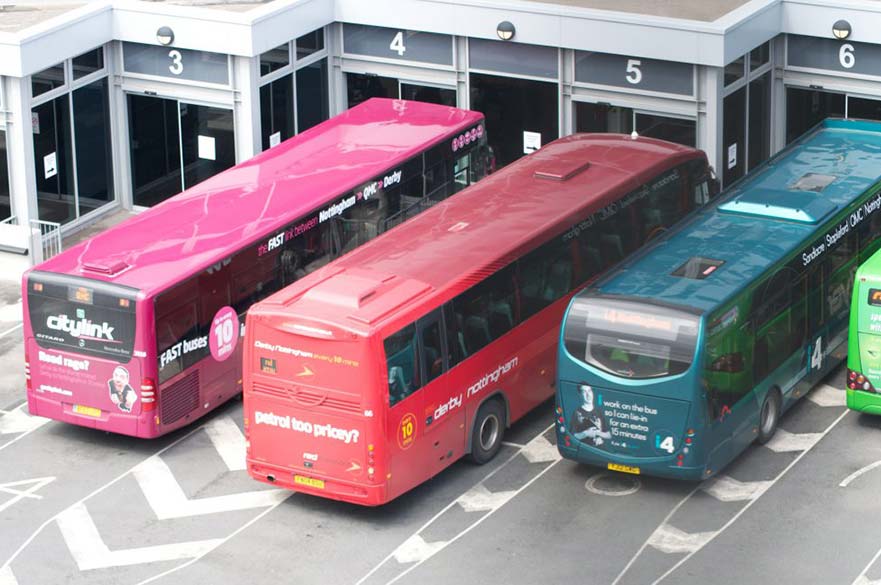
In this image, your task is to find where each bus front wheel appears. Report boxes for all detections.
[469,399,506,464]
[757,389,781,444]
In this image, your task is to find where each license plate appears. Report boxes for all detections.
[294,475,325,489]
[608,462,640,475]
[73,404,101,418]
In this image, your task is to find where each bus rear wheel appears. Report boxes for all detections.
[469,399,505,464]
[757,389,781,444]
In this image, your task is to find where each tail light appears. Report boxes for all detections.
[848,368,876,393]
[24,351,31,391]
[141,377,156,411]
[710,352,744,373]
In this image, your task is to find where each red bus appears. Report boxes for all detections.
[24,98,489,438]
[243,133,716,505]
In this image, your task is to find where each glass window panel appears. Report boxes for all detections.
[296,59,329,133]
[261,73,294,150]
[635,113,696,147]
[296,29,324,60]
[72,48,104,80]
[73,77,114,216]
[260,44,289,77]
[722,86,746,187]
[0,130,9,221]
[724,55,745,86]
[33,95,76,224]
[785,88,844,144]
[32,63,65,98]
[128,94,182,207]
[748,72,771,171]
[346,72,396,108]
[750,41,770,71]
[469,38,558,79]
[179,103,235,189]
[400,83,456,107]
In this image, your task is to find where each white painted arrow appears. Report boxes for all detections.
[392,535,447,564]
[808,384,848,408]
[0,476,54,514]
[0,565,18,585]
[132,456,288,520]
[764,428,823,453]
[701,475,772,502]
[521,435,562,464]
[647,523,716,554]
[57,503,223,571]
[203,416,246,471]
[0,406,48,435]
[456,484,517,513]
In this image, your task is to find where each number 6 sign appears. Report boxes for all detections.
[210,306,240,361]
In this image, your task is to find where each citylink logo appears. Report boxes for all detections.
[46,315,115,341]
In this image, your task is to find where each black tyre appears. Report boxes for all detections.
[757,389,781,444]
[469,399,505,464]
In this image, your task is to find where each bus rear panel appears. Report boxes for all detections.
[24,271,149,435]
[557,294,711,479]
[848,262,881,414]
[244,313,387,504]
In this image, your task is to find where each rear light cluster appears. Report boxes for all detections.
[555,406,572,448]
[848,369,876,393]
[367,444,376,481]
[677,429,696,467]
[141,377,156,411]
[24,352,31,391]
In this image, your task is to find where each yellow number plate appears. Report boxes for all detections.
[608,462,640,475]
[73,404,101,418]
[294,475,325,489]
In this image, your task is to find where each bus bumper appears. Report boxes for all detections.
[847,389,881,415]
[248,461,388,506]
[27,392,161,438]
[557,443,708,481]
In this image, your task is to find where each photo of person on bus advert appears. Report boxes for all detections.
[570,384,611,448]
[108,365,137,412]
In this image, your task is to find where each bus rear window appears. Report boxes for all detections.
[564,296,699,379]
[27,271,138,362]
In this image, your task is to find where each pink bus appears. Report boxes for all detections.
[23,98,489,438]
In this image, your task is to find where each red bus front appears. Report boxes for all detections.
[23,271,155,436]
[244,313,388,505]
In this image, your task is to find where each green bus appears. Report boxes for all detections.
[847,248,881,414]
[556,119,881,479]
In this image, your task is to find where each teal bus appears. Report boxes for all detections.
[556,119,881,479]
[847,248,881,414]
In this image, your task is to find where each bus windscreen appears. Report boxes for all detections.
[27,272,138,362]
[564,297,699,379]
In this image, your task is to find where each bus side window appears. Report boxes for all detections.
[384,323,422,407]
[857,206,881,260]
[155,289,199,384]
[451,264,517,356]
[517,238,573,320]
[424,142,452,202]
[751,267,802,382]
[443,304,466,369]
[704,324,751,419]
[418,310,446,384]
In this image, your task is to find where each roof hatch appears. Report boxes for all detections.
[718,188,837,224]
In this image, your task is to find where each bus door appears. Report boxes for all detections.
[417,308,464,474]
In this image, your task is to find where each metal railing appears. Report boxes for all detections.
[0,216,62,262]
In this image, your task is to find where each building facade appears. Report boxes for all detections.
[0,0,878,246]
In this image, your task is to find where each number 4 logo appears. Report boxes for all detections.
[389,31,406,57]
[811,336,824,371]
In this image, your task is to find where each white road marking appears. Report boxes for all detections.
[203,416,246,471]
[855,576,881,585]
[0,477,54,514]
[853,545,881,585]
[501,441,525,448]
[0,324,21,339]
[0,299,21,324]
[0,404,48,435]
[807,383,848,408]
[392,535,447,564]
[132,456,287,520]
[355,424,557,585]
[701,475,772,502]
[647,524,716,554]
[841,460,881,488]
[763,428,824,453]
[456,484,516,513]
[0,565,17,585]
[520,434,561,463]
[57,503,223,571]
